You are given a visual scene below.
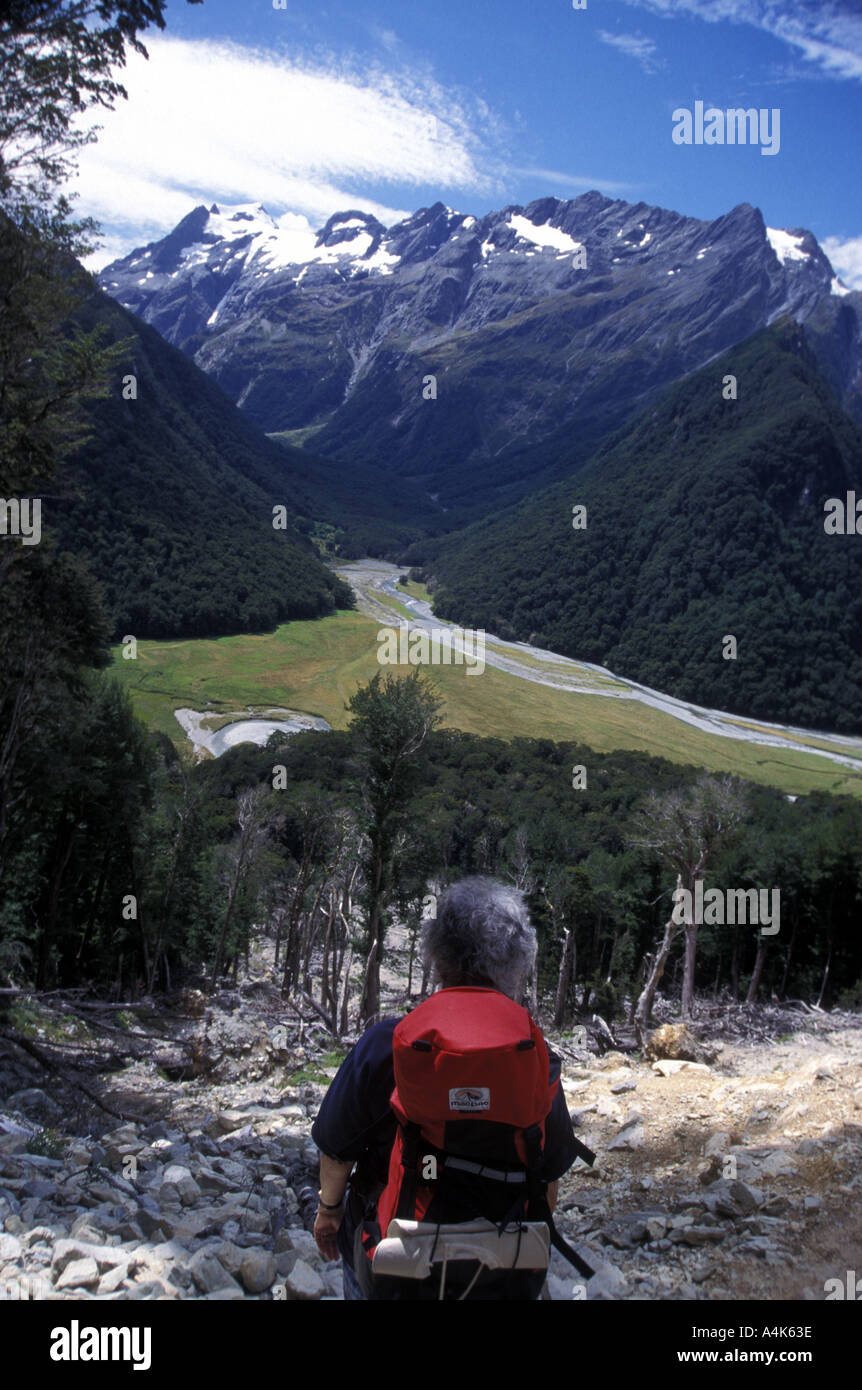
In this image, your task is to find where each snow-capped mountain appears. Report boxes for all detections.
[105,204,400,315]
[101,192,862,513]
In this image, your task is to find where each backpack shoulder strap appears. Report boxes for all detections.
[395,1120,423,1221]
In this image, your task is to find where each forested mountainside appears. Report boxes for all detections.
[48,287,353,640]
[265,431,445,558]
[100,195,862,518]
[416,321,862,735]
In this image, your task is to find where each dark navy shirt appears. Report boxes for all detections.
[311,1016,580,1266]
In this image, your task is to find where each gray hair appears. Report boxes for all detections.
[422,877,537,1001]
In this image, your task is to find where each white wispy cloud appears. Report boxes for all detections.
[511,166,638,194]
[597,30,664,74]
[822,235,862,290]
[72,36,506,267]
[371,25,401,53]
[621,0,862,81]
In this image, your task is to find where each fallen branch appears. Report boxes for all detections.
[0,1030,144,1122]
[0,991,151,1010]
[278,998,323,1028]
[61,1000,151,1013]
[299,990,337,1035]
[65,1011,155,1044]
[550,1039,590,1062]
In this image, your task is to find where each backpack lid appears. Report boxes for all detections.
[391,988,553,1132]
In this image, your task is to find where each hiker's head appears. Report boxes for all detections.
[422,876,537,1000]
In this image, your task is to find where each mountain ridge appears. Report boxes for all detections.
[100,191,862,519]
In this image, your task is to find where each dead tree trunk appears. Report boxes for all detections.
[360,939,379,1024]
[406,923,420,998]
[730,926,740,999]
[779,920,796,998]
[681,916,698,1019]
[338,946,354,1036]
[634,876,684,1046]
[148,780,194,992]
[320,893,335,1017]
[745,938,769,1003]
[527,966,538,1017]
[211,789,263,991]
[553,927,574,1030]
[816,942,833,1010]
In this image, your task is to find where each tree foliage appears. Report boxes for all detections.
[346,671,443,1021]
[1,2,201,225]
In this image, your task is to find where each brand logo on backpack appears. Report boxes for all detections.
[449,1086,490,1112]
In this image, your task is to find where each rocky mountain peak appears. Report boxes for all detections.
[315,209,386,255]
[98,191,861,507]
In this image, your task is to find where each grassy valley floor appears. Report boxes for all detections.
[111,603,862,800]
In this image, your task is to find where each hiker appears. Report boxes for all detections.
[311,876,590,1300]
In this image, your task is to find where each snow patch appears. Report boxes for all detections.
[339,230,373,258]
[358,242,399,275]
[207,203,276,243]
[766,227,809,265]
[253,214,322,269]
[508,214,585,256]
[831,276,851,297]
[253,215,400,276]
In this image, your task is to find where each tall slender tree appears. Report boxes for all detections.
[346,671,442,1023]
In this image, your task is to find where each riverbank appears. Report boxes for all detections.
[174,708,331,760]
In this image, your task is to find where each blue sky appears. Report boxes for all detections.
[75,0,862,285]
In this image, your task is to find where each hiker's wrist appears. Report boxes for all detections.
[318,1191,345,1211]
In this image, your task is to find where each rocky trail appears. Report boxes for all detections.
[1,954,860,1302]
[554,1017,862,1302]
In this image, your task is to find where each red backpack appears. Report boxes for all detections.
[357,987,594,1299]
